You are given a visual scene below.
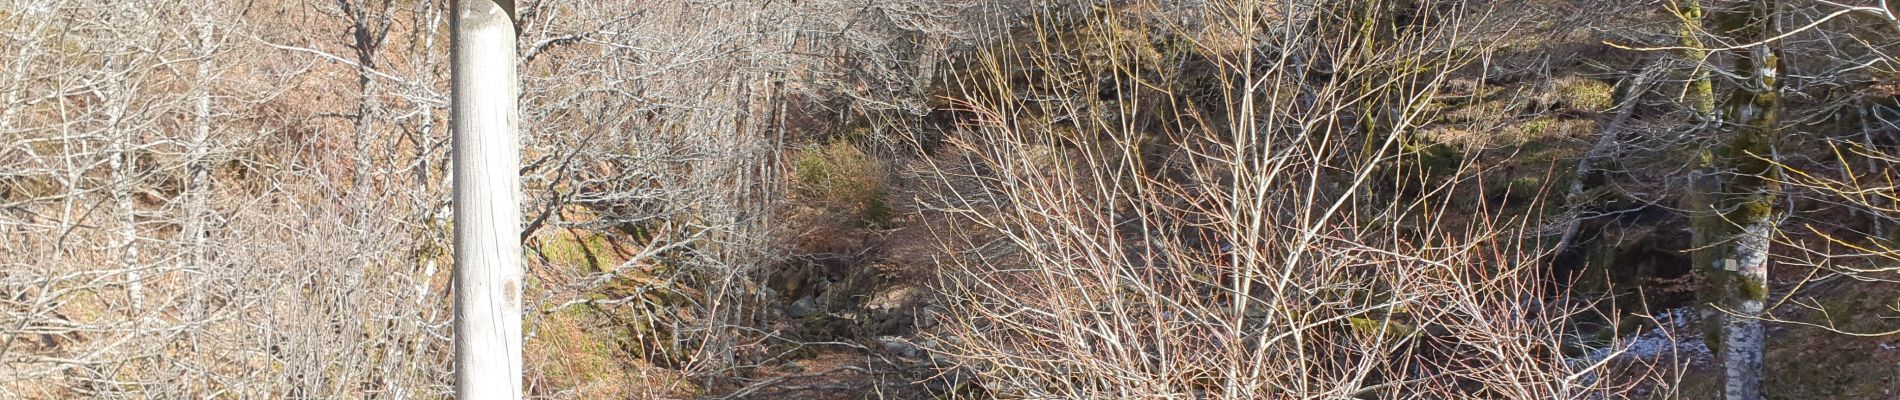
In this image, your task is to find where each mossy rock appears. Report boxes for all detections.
[1556,77,1616,112]
[1347,316,1417,341]
[1492,175,1548,204]
[798,313,856,339]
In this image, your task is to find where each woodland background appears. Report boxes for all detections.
[5,0,1900,398]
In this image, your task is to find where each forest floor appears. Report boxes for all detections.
[726,207,961,399]
[1661,276,1900,399]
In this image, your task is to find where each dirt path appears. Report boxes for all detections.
[718,214,956,399]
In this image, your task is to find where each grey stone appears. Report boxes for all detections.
[788,296,819,318]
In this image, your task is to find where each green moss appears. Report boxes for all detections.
[1347,316,1416,341]
[540,233,618,272]
[1523,117,1554,137]
[1805,284,1900,333]
[1739,273,1768,301]
[1557,77,1615,112]
[786,344,820,360]
[1679,1,1716,116]
[1399,140,1464,181]
[799,313,854,339]
[1570,239,1629,295]
[1507,176,1544,198]
[861,195,894,227]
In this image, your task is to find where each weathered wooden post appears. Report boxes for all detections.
[451,0,522,398]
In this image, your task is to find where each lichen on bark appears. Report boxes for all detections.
[1690,1,1781,399]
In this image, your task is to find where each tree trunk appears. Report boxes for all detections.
[183,1,216,319]
[1680,0,1715,119]
[1697,1,1781,399]
[451,1,522,399]
[102,53,144,313]
[1551,67,1657,258]
[412,0,447,309]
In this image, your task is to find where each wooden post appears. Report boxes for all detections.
[451,0,522,398]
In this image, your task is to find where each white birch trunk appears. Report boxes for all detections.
[413,0,446,308]
[1722,221,1771,400]
[183,2,215,318]
[1704,3,1780,399]
[114,132,142,313]
[102,54,144,312]
[451,0,523,398]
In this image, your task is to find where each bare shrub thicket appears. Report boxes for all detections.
[907,1,1657,398]
[0,0,1007,397]
[512,0,1013,395]
[2,0,458,397]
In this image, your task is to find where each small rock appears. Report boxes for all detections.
[866,285,918,312]
[788,296,819,318]
[876,336,926,359]
[916,304,949,329]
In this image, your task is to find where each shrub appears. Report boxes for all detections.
[792,141,893,227]
[910,2,1627,398]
